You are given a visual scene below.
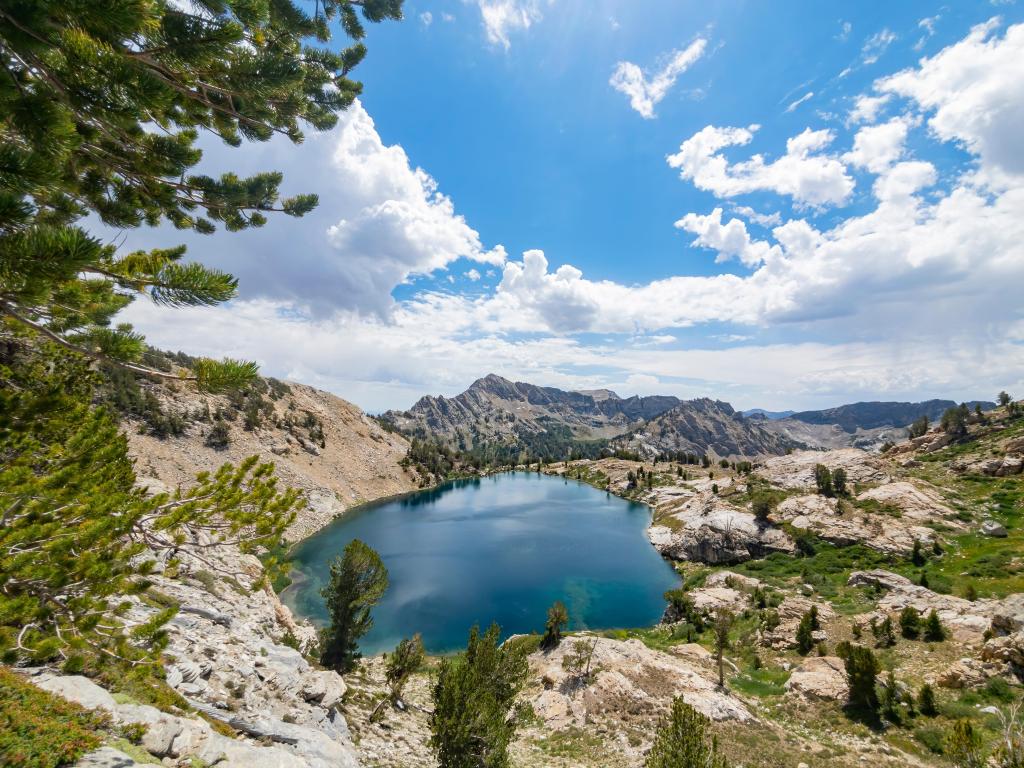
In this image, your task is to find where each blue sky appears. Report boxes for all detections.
[118,1,1024,413]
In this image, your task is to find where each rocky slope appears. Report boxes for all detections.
[125,378,418,541]
[383,373,680,447]
[612,398,803,459]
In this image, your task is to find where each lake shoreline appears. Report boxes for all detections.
[282,471,680,655]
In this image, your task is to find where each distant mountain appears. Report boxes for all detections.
[613,399,803,459]
[787,399,995,433]
[742,408,796,420]
[382,374,681,450]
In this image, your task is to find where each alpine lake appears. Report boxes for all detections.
[283,471,680,655]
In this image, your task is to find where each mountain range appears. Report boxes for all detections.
[382,374,997,460]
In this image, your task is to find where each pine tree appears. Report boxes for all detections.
[319,539,389,673]
[924,609,946,642]
[882,671,902,724]
[561,636,598,692]
[844,645,880,713]
[796,611,815,656]
[918,683,938,717]
[900,607,921,639]
[0,0,402,389]
[0,347,298,666]
[645,697,729,768]
[430,624,529,768]
[874,616,896,648]
[385,634,424,706]
[832,467,848,496]
[909,415,930,438]
[541,600,569,649]
[814,464,834,497]
[712,608,733,689]
[941,406,968,439]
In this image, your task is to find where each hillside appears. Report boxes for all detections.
[107,363,419,541]
[788,399,995,433]
[383,373,681,449]
[613,398,803,459]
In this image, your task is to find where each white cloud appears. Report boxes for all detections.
[474,0,544,50]
[838,21,852,42]
[848,93,892,124]
[466,268,482,281]
[675,208,781,268]
[915,14,940,50]
[115,19,1024,414]
[731,205,782,228]
[667,125,855,207]
[123,296,1024,413]
[610,38,708,119]
[103,100,505,318]
[843,117,913,173]
[420,11,433,25]
[862,28,897,64]
[785,91,814,113]
[442,12,456,22]
[878,19,1024,180]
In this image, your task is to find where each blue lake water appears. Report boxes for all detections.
[283,472,680,655]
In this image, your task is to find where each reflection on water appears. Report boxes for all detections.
[283,472,679,655]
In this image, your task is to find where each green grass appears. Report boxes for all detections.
[730,666,790,697]
[0,666,109,768]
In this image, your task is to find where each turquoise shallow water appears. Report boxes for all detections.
[283,472,680,655]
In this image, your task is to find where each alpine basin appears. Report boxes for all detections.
[283,472,679,655]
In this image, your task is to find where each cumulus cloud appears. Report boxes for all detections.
[100,101,505,318]
[877,19,1024,179]
[675,208,781,267]
[666,125,855,207]
[848,93,892,124]
[474,0,544,50]
[420,11,433,25]
[843,117,912,173]
[610,38,708,118]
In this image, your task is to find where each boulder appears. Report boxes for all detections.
[850,570,997,637]
[34,674,117,712]
[775,496,936,556]
[937,658,1005,689]
[300,670,347,709]
[686,586,749,615]
[75,747,159,767]
[997,455,1024,476]
[649,492,793,564]
[982,631,1024,668]
[758,448,889,490]
[855,481,954,521]
[981,519,1008,538]
[993,594,1024,635]
[704,571,763,591]
[848,570,914,591]
[528,635,753,729]
[760,596,835,650]
[784,656,849,701]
